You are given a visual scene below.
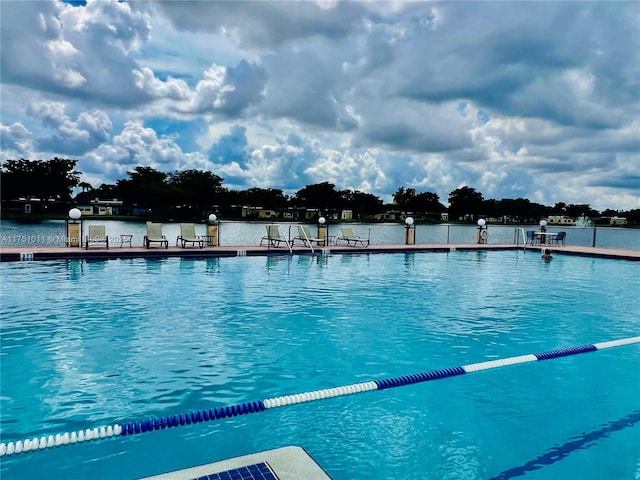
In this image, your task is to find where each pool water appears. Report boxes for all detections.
[0,251,638,479]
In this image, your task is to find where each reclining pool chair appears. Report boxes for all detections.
[260,225,290,248]
[177,223,204,248]
[293,225,325,247]
[337,227,370,247]
[85,225,109,249]
[144,222,168,249]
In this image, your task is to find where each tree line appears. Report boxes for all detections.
[1,158,638,224]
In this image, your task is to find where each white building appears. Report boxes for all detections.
[546,215,575,225]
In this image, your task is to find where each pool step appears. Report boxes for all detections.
[138,445,331,480]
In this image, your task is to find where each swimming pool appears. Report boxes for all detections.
[0,251,638,479]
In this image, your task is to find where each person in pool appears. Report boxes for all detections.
[542,249,553,260]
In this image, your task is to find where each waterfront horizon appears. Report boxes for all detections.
[1,219,639,251]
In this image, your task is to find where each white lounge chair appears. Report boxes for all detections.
[177,223,204,248]
[144,222,168,249]
[336,227,369,247]
[293,225,325,247]
[85,225,109,249]
[260,225,290,248]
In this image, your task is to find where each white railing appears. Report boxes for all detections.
[515,227,527,250]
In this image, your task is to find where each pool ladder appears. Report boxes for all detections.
[515,228,527,250]
[287,225,330,256]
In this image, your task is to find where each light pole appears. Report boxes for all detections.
[67,208,82,247]
[405,216,415,245]
[477,218,487,244]
[539,219,547,245]
[207,213,219,247]
[317,217,327,247]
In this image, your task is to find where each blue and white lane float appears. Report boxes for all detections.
[1,336,638,458]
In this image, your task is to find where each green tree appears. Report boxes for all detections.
[448,186,484,220]
[621,209,640,225]
[392,187,416,211]
[493,198,547,222]
[169,169,226,215]
[235,188,289,210]
[293,182,342,210]
[412,191,445,213]
[340,189,383,218]
[552,202,567,214]
[565,204,599,218]
[114,167,172,209]
[1,158,80,202]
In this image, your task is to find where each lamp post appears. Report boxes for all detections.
[405,216,415,245]
[477,218,487,244]
[67,208,82,247]
[207,213,219,247]
[317,216,328,247]
[539,219,547,245]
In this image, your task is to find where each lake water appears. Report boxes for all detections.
[0,219,639,250]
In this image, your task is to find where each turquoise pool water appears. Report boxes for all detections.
[0,251,638,479]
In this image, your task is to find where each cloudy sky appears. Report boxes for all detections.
[1,1,638,210]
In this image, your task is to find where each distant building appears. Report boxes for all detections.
[374,212,397,221]
[546,215,575,225]
[610,216,627,225]
[258,209,276,219]
[304,209,320,220]
[2,196,67,215]
[242,206,261,218]
[340,209,353,221]
[76,199,129,216]
[93,198,123,215]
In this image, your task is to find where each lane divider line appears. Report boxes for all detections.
[1,336,637,458]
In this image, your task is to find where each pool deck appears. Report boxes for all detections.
[1,243,639,261]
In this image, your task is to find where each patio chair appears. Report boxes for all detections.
[144,222,168,249]
[260,225,290,248]
[526,230,538,246]
[293,225,325,247]
[85,225,109,249]
[336,227,370,247]
[550,231,566,246]
[177,223,204,248]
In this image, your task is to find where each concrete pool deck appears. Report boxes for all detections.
[1,243,639,261]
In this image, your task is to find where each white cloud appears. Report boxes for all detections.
[26,101,112,154]
[0,1,638,211]
[111,120,182,166]
[132,67,191,101]
[0,122,33,157]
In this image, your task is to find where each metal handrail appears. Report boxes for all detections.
[515,227,527,250]
[288,225,314,254]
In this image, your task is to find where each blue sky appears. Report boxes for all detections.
[1,0,638,210]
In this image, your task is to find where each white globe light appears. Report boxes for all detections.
[318,217,326,225]
[68,208,81,220]
[208,214,217,223]
[405,216,414,226]
[477,218,486,227]
[539,220,548,227]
